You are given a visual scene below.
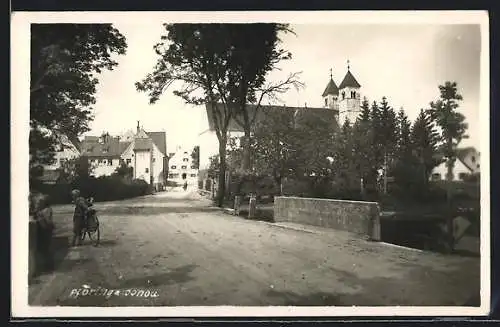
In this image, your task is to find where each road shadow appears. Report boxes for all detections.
[119,264,198,288]
[238,208,274,222]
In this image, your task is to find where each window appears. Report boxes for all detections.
[109,159,114,166]
[153,158,156,163]
[191,165,197,169]
[351,91,356,98]
[169,173,179,178]
[190,174,197,178]
[183,158,189,162]
[126,159,131,165]
[471,156,476,163]
[181,165,187,170]
[431,173,441,181]
[324,98,328,106]
[477,164,480,169]
[98,159,103,164]
[102,159,107,165]
[145,168,149,173]
[171,165,177,169]
[184,152,188,155]
[342,91,345,100]
[90,159,95,163]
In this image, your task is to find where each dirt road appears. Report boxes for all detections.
[28,188,480,307]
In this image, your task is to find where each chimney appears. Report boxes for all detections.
[136,121,140,134]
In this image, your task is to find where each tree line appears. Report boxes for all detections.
[223,81,469,203]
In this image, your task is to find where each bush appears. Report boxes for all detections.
[33,176,150,204]
[33,183,73,205]
[228,173,279,200]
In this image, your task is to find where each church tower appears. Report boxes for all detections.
[338,60,361,126]
[322,68,340,114]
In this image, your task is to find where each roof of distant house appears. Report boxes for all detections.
[457,147,480,172]
[146,132,167,155]
[338,70,361,89]
[134,138,153,151]
[80,135,123,158]
[205,103,339,133]
[80,130,167,158]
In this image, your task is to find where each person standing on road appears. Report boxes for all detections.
[34,194,55,270]
[71,189,88,247]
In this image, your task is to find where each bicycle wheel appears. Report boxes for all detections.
[87,218,100,246]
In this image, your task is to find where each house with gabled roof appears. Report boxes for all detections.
[430,146,480,181]
[80,122,167,189]
[40,134,81,184]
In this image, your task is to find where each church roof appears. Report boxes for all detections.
[205,103,339,133]
[339,70,361,89]
[322,78,339,97]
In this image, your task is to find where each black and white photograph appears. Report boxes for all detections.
[11,11,489,317]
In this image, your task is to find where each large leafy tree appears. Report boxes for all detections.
[30,24,127,177]
[225,25,303,172]
[136,24,301,206]
[292,110,336,181]
[251,109,298,193]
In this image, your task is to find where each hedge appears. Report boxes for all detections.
[32,176,150,204]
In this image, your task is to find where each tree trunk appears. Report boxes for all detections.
[216,140,228,207]
[241,130,252,171]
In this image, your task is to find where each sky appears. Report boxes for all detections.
[87,23,482,152]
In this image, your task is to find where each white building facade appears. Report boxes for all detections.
[168,147,199,185]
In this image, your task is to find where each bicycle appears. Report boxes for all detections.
[79,198,100,246]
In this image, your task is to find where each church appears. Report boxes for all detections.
[197,62,363,172]
[321,62,363,127]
